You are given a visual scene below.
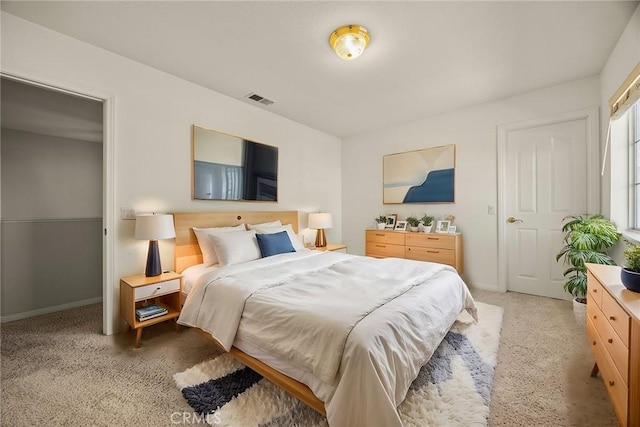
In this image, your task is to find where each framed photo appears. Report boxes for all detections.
[435,220,450,233]
[383,144,455,204]
[448,225,457,233]
[394,220,408,231]
[385,214,397,229]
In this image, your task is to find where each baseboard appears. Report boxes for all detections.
[1,297,103,323]
[468,282,500,292]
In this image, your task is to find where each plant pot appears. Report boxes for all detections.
[620,268,640,293]
[422,224,433,233]
[572,298,587,326]
[376,223,386,230]
[410,226,420,232]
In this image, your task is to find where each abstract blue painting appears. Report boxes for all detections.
[383,144,455,204]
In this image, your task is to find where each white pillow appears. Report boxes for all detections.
[251,224,304,251]
[193,224,246,266]
[208,230,261,266]
[246,220,282,230]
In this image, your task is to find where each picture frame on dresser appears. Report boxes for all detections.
[394,220,407,231]
[448,225,457,233]
[385,214,397,229]
[435,220,450,233]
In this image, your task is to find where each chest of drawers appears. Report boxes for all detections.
[365,229,463,273]
[586,263,640,426]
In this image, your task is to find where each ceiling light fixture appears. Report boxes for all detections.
[329,24,370,61]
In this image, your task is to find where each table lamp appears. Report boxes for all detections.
[135,213,176,277]
[308,212,333,248]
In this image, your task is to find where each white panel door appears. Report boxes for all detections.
[505,119,588,299]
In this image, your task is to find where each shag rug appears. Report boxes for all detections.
[174,302,503,426]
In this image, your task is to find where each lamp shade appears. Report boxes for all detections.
[308,213,333,230]
[135,214,176,240]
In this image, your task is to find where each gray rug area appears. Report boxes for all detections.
[1,289,618,426]
[174,302,502,426]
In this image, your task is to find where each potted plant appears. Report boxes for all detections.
[556,214,620,324]
[406,216,420,232]
[374,215,387,230]
[421,214,435,233]
[621,241,640,293]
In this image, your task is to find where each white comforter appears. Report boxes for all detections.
[179,251,476,427]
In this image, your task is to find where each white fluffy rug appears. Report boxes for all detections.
[174,302,503,426]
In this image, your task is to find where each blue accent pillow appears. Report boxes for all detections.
[255,231,295,258]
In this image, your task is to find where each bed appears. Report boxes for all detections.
[174,211,476,427]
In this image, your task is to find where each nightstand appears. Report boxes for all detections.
[120,272,182,348]
[315,244,347,253]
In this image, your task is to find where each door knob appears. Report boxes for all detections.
[507,217,523,223]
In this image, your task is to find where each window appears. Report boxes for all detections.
[633,105,640,228]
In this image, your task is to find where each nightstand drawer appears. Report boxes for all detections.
[134,278,181,301]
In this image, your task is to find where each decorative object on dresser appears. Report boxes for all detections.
[383,144,456,204]
[385,214,397,229]
[308,212,332,248]
[314,244,347,253]
[406,216,420,232]
[135,213,176,277]
[621,242,640,293]
[585,263,640,426]
[435,220,450,233]
[420,214,435,233]
[365,229,463,273]
[375,215,387,230]
[394,220,407,231]
[120,272,182,348]
[556,215,620,324]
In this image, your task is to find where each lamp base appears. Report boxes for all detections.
[315,229,327,248]
[145,240,162,277]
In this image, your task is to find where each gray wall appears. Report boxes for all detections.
[1,128,102,320]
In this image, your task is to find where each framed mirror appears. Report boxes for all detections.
[192,125,278,201]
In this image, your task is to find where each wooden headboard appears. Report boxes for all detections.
[173,211,299,273]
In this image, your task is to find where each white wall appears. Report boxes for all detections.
[342,77,601,290]
[1,12,342,334]
[600,3,640,263]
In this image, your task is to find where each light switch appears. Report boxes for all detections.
[488,205,496,215]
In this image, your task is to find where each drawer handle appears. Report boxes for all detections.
[608,338,613,344]
[376,245,386,248]
[375,233,385,236]
[592,341,596,346]
[609,316,616,321]
[609,380,615,387]
[427,250,439,254]
[593,315,597,319]
[427,237,440,240]
[593,289,598,293]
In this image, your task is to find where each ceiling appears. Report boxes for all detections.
[1,77,103,143]
[1,1,637,138]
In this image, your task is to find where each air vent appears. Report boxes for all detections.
[245,92,274,106]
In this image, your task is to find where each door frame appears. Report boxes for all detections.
[1,71,116,334]
[496,108,600,293]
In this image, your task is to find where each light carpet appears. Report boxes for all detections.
[174,302,503,426]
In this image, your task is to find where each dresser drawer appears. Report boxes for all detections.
[366,230,405,245]
[405,246,455,266]
[586,315,600,361]
[134,278,181,301]
[601,291,631,347]
[366,242,405,258]
[597,336,629,425]
[405,233,455,249]
[587,270,603,308]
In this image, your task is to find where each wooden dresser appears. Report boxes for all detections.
[586,263,640,427]
[365,229,463,273]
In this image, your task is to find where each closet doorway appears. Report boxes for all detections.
[1,77,106,325]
